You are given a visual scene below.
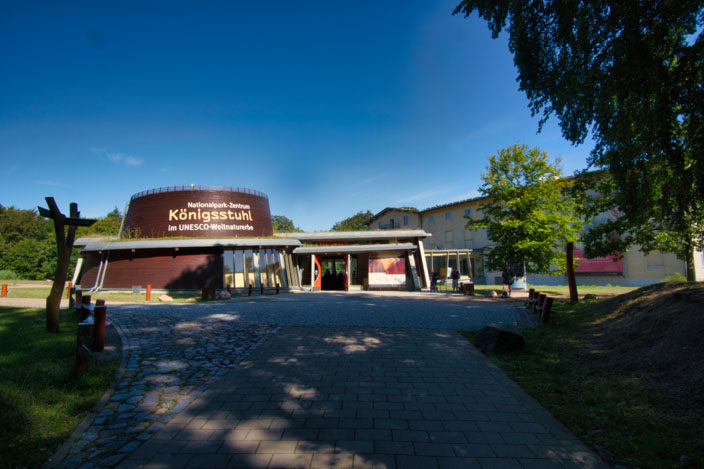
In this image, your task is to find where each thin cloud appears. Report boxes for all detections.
[100,150,144,167]
[34,180,70,188]
[395,188,452,204]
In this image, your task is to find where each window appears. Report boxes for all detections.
[445,230,453,243]
[378,222,382,229]
[445,212,452,220]
[403,215,408,226]
[464,208,471,216]
[428,215,434,223]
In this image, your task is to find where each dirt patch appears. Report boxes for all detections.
[582,283,704,407]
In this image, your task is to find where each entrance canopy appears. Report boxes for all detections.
[293,243,416,255]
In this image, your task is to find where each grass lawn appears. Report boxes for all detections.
[0,307,119,469]
[4,287,206,303]
[461,291,703,469]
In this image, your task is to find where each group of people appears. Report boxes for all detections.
[428,264,517,297]
[429,269,462,292]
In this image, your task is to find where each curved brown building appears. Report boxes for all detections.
[124,186,274,238]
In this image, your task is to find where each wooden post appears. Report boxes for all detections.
[260,283,264,295]
[146,284,151,302]
[541,297,554,324]
[92,305,107,351]
[1,284,7,297]
[566,242,579,304]
[276,283,280,294]
[75,289,82,309]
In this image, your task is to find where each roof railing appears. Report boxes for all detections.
[130,185,268,201]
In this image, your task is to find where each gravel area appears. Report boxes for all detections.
[108,291,534,330]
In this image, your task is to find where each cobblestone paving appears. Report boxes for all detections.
[56,310,279,468]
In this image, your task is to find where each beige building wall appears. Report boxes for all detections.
[420,200,493,251]
[372,210,421,230]
[371,197,701,285]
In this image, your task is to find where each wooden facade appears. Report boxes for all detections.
[80,248,223,289]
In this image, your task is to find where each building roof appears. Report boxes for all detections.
[420,195,489,213]
[368,196,490,224]
[369,207,419,222]
[275,230,430,242]
[293,243,416,255]
[81,238,300,252]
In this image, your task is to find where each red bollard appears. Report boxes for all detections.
[1,284,7,297]
[67,282,72,299]
[92,305,107,351]
[146,284,151,302]
[80,295,92,321]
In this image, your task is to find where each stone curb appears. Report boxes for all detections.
[45,318,129,468]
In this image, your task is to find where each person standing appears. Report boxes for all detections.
[451,269,460,292]
[501,265,515,297]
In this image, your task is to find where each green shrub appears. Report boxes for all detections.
[665,272,687,283]
[0,270,18,280]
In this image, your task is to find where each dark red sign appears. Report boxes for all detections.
[574,248,622,273]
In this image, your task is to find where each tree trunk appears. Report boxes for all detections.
[685,241,696,282]
[46,200,79,333]
[566,242,579,304]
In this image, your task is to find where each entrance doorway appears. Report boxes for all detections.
[320,256,346,291]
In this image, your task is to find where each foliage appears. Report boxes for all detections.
[271,215,301,233]
[466,144,584,273]
[0,270,18,280]
[331,210,373,231]
[0,307,119,468]
[398,206,418,211]
[0,204,120,280]
[454,0,704,279]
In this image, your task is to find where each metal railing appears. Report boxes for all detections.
[130,185,268,201]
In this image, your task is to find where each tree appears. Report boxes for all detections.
[466,144,584,295]
[271,215,301,233]
[454,1,704,280]
[331,210,374,231]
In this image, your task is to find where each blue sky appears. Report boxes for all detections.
[0,0,594,231]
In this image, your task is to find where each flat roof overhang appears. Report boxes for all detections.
[276,230,430,242]
[293,243,417,255]
[81,238,301,253]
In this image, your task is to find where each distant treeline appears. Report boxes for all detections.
[0,205,122,280]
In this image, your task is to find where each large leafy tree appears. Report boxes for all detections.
[466,144,584,277]
[454,0,704,280]
[271,215,301,233]
[331,210,374,231]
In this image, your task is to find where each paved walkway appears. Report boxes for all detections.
[118,327,605,469]
[46,293,606,468]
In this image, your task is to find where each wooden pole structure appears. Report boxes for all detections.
[565,242,579,304]
[38,197,96,333]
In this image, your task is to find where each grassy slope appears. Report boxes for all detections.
[0,307,119,469]
[462,283,703,469]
